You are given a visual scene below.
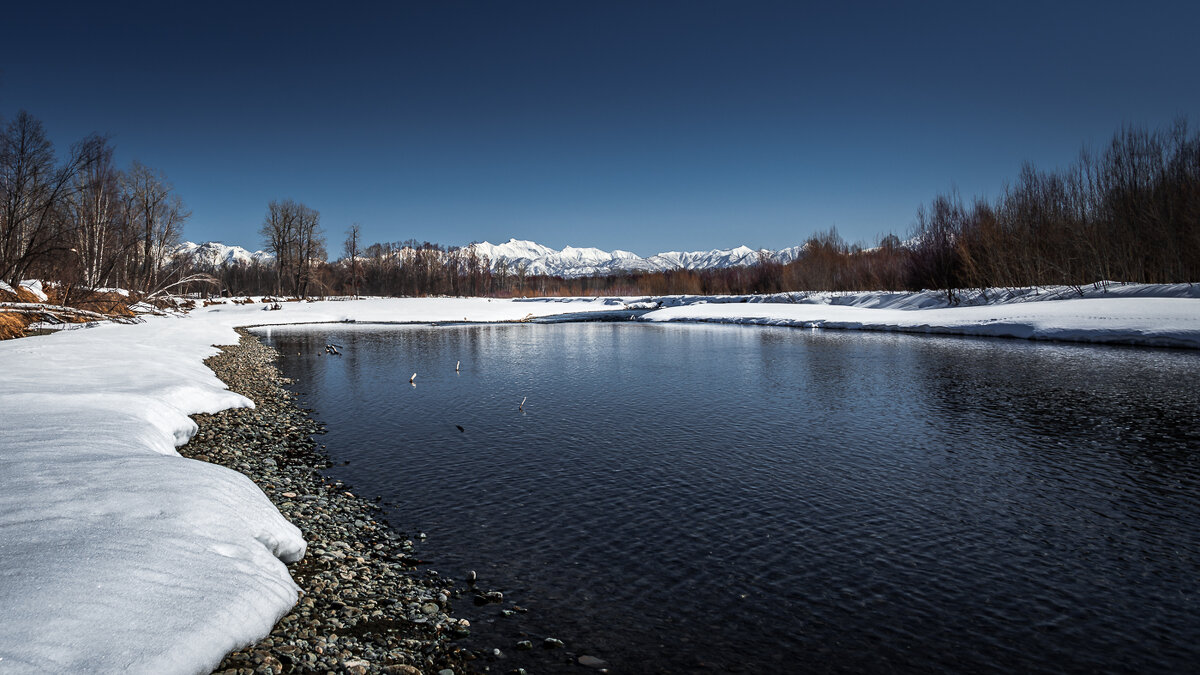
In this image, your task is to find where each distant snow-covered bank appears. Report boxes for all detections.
[640,297,1200,348]
[513,283,1200,349]
[520,281,1200,309]
[630,284,1200,349]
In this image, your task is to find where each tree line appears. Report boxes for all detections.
[8,109,1195,303]
[623,119,1198,296]
[908,120,1199,292]
[201,120,1196,299]
[0,111,188,297]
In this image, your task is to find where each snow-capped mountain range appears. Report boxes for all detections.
[468,239,806,277]
[175,238,806,278]
[174,241,275,267]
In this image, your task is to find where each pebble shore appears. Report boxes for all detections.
[180,330,475,675]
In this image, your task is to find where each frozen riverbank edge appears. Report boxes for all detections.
[184,331,472,674]
[600,283,1199,349]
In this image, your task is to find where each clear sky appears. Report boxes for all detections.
[2,0,1198,256]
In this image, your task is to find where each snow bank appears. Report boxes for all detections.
[639,293,1200,349]
[92,286,131,296]
[514,284,1200,348]
[193,295,623,326]
[18,280,48,302]
[0,319,302,673]
[0,280,50,302]
[0,297,618,673]
[526,282,1199,311]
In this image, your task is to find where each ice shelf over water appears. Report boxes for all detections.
[0,288,1197,672]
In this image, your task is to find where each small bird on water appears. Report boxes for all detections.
[456,425,465,433]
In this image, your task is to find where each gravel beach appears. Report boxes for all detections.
[179,330,476,675]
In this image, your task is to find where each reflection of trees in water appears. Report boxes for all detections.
[911,338,1200,468]
[268,330,326,394]
[268,325,505,402]
[769,328,929,424]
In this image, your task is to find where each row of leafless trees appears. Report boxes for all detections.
[199,120,1198,299]
[199,235,632,298]
[257,199,325,297]
[203,234,888,298]
[332,240,497,297]
[0,111,188,294]
[626,120,1199,296]
[908,120,1200,291]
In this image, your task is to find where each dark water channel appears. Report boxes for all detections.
[258,323,1200,674]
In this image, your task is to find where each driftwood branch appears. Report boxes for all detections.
[145,273,219,298]
[143,274,220,307]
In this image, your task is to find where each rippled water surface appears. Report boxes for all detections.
[259,323,1200,674]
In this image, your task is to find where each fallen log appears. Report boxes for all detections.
[0,302,142,324]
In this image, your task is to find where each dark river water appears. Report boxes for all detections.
[257,323,1200,674]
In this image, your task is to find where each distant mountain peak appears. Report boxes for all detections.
[174,241,274,267]
[176,238,808,278]
[466,240,803,278]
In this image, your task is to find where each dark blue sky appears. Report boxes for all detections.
[2,1,1197,255]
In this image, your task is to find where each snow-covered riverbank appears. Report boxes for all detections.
[0,299,612,673]
[638,295,1200,348]
[537,283,1200,348]
[1,288,1197,673]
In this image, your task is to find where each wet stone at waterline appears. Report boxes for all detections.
[181,330,474,675]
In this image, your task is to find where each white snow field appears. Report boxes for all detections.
[0,289,1197,673]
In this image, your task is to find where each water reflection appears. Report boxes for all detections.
[260,324,1200,674]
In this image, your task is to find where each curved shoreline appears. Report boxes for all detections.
[181,329,474,674]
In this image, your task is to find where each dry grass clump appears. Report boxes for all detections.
[71,290,137,318]
[0,312,30,339]
[0,285,38,338]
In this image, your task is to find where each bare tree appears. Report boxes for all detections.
[0,112,92,286]
[259,199,296,295]
[293,203,324,298]
[343,223,362,298]
[124,161,188,290]
[259,199,325,297]
[66,136,134,288]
